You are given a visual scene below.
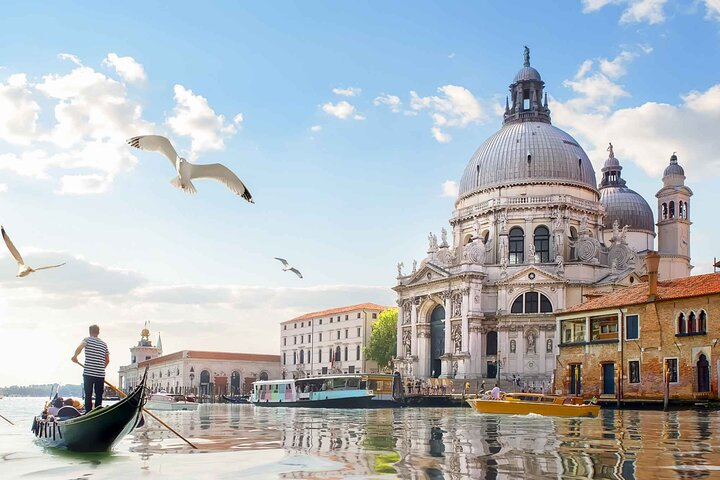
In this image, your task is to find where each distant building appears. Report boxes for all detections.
[117,327,280,395]
[279,303,390,378]
[556,253,720,403]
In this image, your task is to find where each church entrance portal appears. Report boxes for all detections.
[430,305,445,378]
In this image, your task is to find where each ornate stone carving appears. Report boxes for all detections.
[569,215,600,263]
[428,232,438,252]
[451,292,463,318]
[526,328,538,354]
[397,262,404,277]
[555,254,564,277]
[528,243,536,263]
[402,329,412,357]
[440,227,448,248]
[510,339,516,353]
[551,207,566,258]
[462,236,486,264]
[402,301,412,325]
[451,322,462,353]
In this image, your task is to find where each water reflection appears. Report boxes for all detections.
[5,397,720,479]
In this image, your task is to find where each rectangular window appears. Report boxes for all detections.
[561,319,586,343]
[345,329,348,339]
[318,350,322,362]
[348,365,355,373]
[301,322,304,327]
[629,360,640,383]
[337,331,341,340]
[372,313,377,319]
[345,315,349,320]
[319,319,323,325]
[590,315,619,341]
[357,327,361,337]
[357,313,361,318]
[665,358,678,383]
[283,338,286,346]
[525,292,539,313]
[330,318,333,323]
[283,325,287,330]
[307,334,311,343]
[282,353,286,365]
[338,316,341,321]
[319,333,323,342]
[294,323,297,329]
[626,315,639,340]
[293,336,297,345]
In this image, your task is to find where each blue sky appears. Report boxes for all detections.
[1,1,719,385]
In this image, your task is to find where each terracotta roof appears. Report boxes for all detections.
[561,273,720,315]
[138,350,280,367]
[287,303,392,322]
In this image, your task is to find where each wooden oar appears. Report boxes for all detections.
[0,413,14,425]
[73,361,197,449]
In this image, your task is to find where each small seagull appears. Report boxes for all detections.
[1,226,66,277]
[274,257,303,279]
[126,135,254,203]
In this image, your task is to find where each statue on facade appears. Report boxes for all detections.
[499,234,509,263]
[580,214,589,234]
[451,323,462,353]
[397,262,404,277]
[526,330,537,354]
[498,210,508,233]
[402,329,412,357]
[612,219,621,242]
[607,142,614,157]
[452,292,462,318]
[555,254,565,276]
[474,218,482,240]
[529,243,536,263]
[510,339,516,353]
[440,227,448,247]
[552,208,565,257]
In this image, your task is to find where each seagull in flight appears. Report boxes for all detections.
[1,226,66,277]
[126,135,254,203]
[274,257,303,279]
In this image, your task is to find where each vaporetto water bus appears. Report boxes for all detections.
[250,375,374,408]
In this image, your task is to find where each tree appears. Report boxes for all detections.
[365,308,397,371]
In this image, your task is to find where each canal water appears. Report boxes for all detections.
[1,396,718,479]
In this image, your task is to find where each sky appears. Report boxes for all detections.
[1,0,719,386]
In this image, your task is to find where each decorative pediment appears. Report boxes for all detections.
[405,262,452,286]
[500,265,566,286]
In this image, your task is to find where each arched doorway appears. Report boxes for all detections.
[200,369,211,395]
[259,371,269,381]
[697,354,710,393]
[430,305,445,378]
[231,371,241,395]
[486,331,498,378]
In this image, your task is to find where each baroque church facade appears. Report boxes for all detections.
[393,48,693,386]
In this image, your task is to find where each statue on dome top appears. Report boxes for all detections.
[607,142,614,158]
[523,46,530,67]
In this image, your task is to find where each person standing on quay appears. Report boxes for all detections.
[72,324,110,413]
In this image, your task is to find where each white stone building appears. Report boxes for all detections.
[393,48,693,387]
[118,327,280,395]
[280,303,389,378]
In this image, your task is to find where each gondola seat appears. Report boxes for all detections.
[57,406,82,419]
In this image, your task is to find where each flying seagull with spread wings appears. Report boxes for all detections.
[274,257,303,279]
[1,226,66,277]
[126,135,254,203]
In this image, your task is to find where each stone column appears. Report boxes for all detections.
[443,292,452,357]
[396,300,404,359]
[461,287,470,352]
[417,327,431,378]
[410,298,418,357]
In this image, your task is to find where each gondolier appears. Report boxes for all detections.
[72,324,110,413]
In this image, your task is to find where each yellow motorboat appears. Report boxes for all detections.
[467,392,600,418]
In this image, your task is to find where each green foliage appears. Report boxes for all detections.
[364,308,397,370]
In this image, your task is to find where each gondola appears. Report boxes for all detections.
[221,394,250,404]
[31,371,147,452]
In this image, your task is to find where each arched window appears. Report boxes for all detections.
[293,351,297,364]
[677,312,686,335]
[569,227,578,260]
[669,201,675,218]
[661,203,667,220]
[679,202,685,219]
[356,345,361,360]
[688,311,697,334]
[483,230,490,244]
[486,331,498,355]
[318,349,322,362]
[699,310,707,333]
[534,226,550,263]
[509,227,525,264]
[344,346,348,361]
[697,354,710,393]
[335,346,342,363]
[200,370,210,384]
[463,234,473,246]
[510,292,553,313]
[328,348,333,362]
[684,202,689,220]
[259,371,269,381]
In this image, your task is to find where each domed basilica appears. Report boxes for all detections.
[393,48,693,386]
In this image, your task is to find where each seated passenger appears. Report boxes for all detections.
[47,397,64,416]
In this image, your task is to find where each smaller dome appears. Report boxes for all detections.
[663,153,685,177]
[600,187,655,233]
[513,66,542,83]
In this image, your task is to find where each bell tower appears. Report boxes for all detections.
[656,153,692,279]
[129,322,162,364]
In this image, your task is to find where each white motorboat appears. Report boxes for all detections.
[145,393,199,411]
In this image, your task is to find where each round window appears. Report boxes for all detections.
[528,273,536,280]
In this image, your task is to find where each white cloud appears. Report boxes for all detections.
[448,53,456,59]
[332,87,361,97]
[166,84,241,157]
[581,0,668,24]
[0,74,40,145]
[706,0,720,20]
[0,183,7,192]
[441,180,459,197]
[0,56,153,194]
[599,51,637,78]
[102,53,147,84]
[310,125,322,132]
[373,93,402,113]
[322,100,361,120]
[575,60,594,79]
[58,53,82,66]
[410,85,484,142]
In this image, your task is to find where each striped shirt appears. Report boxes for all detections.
[83,336,109,378]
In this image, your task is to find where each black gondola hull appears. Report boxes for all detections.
[32,380,146,452]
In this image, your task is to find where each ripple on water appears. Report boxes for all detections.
[2,398,720,479]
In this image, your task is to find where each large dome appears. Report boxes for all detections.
[458,122,598,197]
[600,187,655,232]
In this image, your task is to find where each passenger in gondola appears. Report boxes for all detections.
[47,397,64,416]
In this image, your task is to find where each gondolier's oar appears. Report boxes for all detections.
[72,360,197,449]
[0,413,14,425]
